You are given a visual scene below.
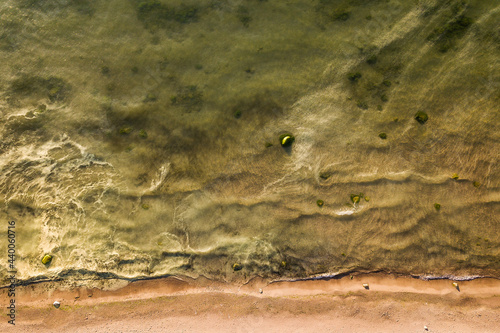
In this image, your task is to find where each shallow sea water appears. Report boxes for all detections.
[0,0,499,287]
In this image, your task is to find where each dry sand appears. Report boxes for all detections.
[1,273,500,333]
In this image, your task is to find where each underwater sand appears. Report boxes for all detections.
[0,0,499,290]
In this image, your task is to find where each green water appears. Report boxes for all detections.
[0,0,499,287]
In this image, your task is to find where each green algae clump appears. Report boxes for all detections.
[279,133,295,147]
[350,194,361,204]
[139,129,148,138]
[317,199,324,207]
[414,111,429,124]
[41,254,52,265]
[144,93,157,102]
[119,127,133,135]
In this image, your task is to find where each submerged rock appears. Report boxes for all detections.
[41,254,52,265]
[279,133,295,147]
[350,194,361,204]
[414,111,429,124]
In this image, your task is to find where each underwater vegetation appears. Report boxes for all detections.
[119,127,133,135]
[143,93,157,103]
[330,7,350,21]
[101,66,111,75]
[136,1,199,29]
[18,0,95,15]
[366,55,377,65]
[427,14,473,52]
[170,85,203,111]
[319,172,331,180]
[138,129,148,138]
[356,101,368,110]
[348,72,362,82]
[10,75,70,102]
[237,5,252,27]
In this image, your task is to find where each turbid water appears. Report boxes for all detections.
[0,0,499,288]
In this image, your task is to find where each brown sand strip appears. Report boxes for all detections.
[1,273,499,332]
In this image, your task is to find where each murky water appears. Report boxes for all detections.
[0,0,499,287]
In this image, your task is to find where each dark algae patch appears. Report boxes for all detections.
[19,0,95,15]
[348,72,362,82]
[136,1,199,29]
[237,5,252,28]
[427,14,473,52]
[10,75,71,102]
[170,85,203,111]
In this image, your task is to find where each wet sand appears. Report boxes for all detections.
[2,273,500,332]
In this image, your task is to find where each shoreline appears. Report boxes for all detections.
[2,272,499,332]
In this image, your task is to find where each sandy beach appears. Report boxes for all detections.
[2,273,500,332]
